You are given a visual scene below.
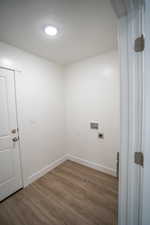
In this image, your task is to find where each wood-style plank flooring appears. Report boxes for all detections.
[0,160,118,225]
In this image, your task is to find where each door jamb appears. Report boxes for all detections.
[118,15,129,225]
[118,5,144,225]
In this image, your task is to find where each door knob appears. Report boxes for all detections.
[12,137,19,142]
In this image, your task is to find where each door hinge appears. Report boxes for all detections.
[134,34,145,52]
[134,152,144,167]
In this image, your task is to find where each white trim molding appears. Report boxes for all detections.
[67,154,116,177]
[142,0,150,224]
[118,3,144,225]
[118,15,129,225]
[23,154,116,187]
[0,63,21,72]
[111,0,144,18]
[24,155,68,187]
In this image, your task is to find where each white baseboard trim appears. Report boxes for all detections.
[24,155,68,187]
[67,154,116,177]
[24,154,116,187]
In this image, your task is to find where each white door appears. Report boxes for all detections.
[0,68,22,201]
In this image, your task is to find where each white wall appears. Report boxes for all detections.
[0,41,120,184]
[64,51,120,176]
[0,41,65,186]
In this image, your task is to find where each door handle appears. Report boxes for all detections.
[12,137,19,142]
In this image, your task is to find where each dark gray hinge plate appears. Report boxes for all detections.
[134,35,145,52]
[134,152,144,167]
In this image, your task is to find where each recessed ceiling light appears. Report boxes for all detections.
[44,25,58,36]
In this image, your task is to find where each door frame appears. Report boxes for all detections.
[0,64,25,189]
[141,0,150,224]
[118,15,129,225]
[118,3,144,225]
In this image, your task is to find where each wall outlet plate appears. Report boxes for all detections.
[90,122,99,129]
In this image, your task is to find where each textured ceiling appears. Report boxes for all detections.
[0,0,118,64]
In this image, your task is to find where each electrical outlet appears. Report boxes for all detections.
[98,133,104,139]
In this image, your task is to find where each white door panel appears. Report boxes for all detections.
[0,150,14,183]
[0,76,9,135]
[0,137,12,151]
[0,68,22,201]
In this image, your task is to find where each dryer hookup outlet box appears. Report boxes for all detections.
[90,122,99,130]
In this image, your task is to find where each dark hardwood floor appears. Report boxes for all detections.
[0,160,118,225]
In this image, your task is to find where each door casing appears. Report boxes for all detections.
[118,4,144,225]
